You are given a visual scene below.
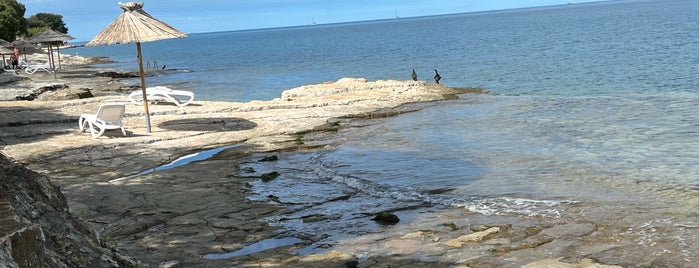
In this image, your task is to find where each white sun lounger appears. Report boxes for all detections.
[128,86,195,107]
[79,103,127,138]
[24,62,53,74]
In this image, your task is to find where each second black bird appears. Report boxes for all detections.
[433,69,441,84]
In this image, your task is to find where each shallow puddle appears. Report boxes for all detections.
[111,144,240,182]
[203,237,303,260]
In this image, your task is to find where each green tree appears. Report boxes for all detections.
[27,12,68,34]
[0,0,27,41]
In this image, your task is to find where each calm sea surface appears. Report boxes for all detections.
[69,0,699,263]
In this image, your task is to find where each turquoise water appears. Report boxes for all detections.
[70,0,699,264]
[69,0,699,101]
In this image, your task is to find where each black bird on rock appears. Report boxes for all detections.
[411,69,418,81]
[433,69,441,84]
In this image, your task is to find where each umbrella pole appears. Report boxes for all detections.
[46,46,51,68]
[137,42,152,133]
[57,45,62,70]
[48,45,55,69]
[51,46,57,79]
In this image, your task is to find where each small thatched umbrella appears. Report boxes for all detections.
[86,2,187,133]
[27,28,74,71]
[0,39,11,47]
[0,39,13,69]
[0,47,13,69]
[11,39,31,62]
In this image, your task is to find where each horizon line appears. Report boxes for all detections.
[71,0,614,43]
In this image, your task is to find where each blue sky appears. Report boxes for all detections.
[21,0,602,42]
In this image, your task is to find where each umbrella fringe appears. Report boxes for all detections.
[87,2,186,46]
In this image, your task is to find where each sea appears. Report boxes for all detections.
[68,0,698,264]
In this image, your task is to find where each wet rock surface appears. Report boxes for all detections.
[13,83,95,101]
[0,54,684,267]
[94,70,140,78]
[0,65,481,267]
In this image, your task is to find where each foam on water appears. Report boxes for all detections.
[244,149,574,239]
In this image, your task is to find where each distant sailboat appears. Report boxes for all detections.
[312,18,317,26]
[395,9,400,19]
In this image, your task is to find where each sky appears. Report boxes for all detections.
[21,0,603,42]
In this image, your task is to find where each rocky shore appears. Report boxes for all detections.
[0,55,636,267]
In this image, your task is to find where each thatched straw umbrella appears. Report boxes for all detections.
[0,47,13,70]
[11,39,32,62]
[86,2,187,133]
[0,39,13,69]
[27,28,74,72]
[0,39,11,47]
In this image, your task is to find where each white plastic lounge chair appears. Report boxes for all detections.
[78,103,127,138]
[24,62,53,74]
[128,86,195,107]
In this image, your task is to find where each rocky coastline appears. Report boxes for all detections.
[0,54,636,267]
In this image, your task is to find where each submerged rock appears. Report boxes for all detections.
[259,155,279,162]
[371,211,400,225]
[261,171,280,182]
[95,71,139,78]
[85,56,114,64]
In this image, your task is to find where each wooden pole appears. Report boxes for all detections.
[48,45,57,79]
[137,42,152,133]
[56,44,62,70]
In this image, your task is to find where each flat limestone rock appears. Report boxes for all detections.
[0,65,477,267]
[522,258,624,268]
[444,227,500,247]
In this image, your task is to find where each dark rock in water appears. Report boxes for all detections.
[371,211,400,225]
[427,187,455,195]
[0,153,135,267]
[261,171,280,182]
[301,214,328,223]
[442,222,459,231]
[86,56,114,64]
[95,71,139,78]
[240,167,256,173]
[267,195,281,203]
[259,155,279,162]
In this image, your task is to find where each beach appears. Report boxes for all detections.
[0,54,652,267]
[5,2,696,266]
